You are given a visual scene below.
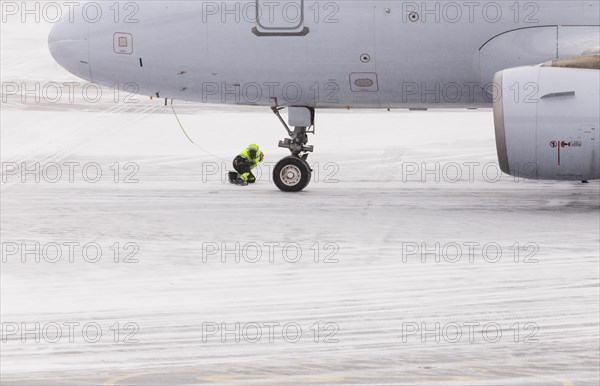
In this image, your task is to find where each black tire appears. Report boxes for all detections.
[273,156,312,192]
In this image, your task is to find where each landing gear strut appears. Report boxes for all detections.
[271,106,315,192]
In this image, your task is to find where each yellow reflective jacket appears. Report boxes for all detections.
[238,144,264,169]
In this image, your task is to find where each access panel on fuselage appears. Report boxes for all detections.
[253,0,309,36]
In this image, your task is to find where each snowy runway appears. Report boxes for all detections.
[1,104,599,386]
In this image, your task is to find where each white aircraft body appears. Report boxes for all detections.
[48,0,600,191]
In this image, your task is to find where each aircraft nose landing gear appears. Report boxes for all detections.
[271,106,315,192]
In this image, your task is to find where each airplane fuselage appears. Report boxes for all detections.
[50,1,600,108]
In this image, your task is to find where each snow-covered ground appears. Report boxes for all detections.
[1,9,599,386]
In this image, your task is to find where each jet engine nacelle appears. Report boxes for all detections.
[493,66,599,181]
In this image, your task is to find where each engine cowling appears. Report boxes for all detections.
[493,66,599,181]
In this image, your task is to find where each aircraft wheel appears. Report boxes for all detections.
[273,156,312,192]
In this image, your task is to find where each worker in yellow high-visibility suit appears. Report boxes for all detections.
[230,144,264,186]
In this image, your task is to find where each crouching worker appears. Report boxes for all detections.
[229,144,264,186]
